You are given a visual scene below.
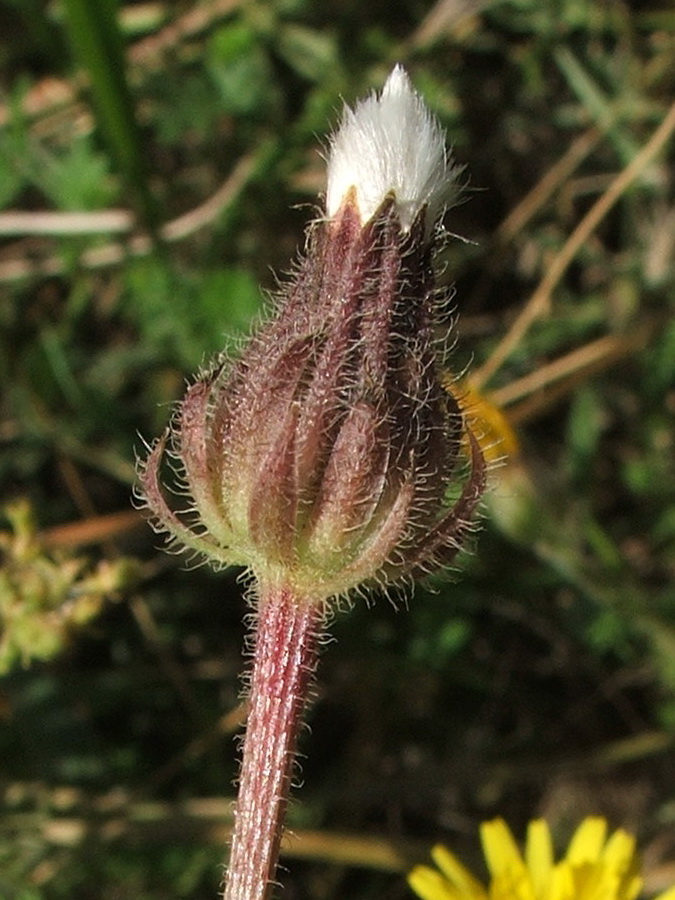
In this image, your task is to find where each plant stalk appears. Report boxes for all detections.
[223,585,323,900]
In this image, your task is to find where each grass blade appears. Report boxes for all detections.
[60,0,157,232]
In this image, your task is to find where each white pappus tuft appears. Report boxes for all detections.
[326,65,462,232]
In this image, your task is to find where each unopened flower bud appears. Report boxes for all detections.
[138,66,489,900]
[139,67,485,604]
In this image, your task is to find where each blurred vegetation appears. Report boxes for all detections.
[1,0,674,898]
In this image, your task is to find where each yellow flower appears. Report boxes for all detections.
[441,375,520,466]
[408,818,675,900]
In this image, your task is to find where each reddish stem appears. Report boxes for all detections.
[223,585,323,900]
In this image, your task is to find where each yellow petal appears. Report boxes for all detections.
[603,829,636,865]
[602,829,639,891]
[549,861,575,900]
[566,818,608,865]
[481,819,526,879]
[575,861,611,900]
[431,844,487,899]
[526,820,554,899]
[407,817,675,900]
[444,379,520,465]
[408,865,465,900]
[621,874,644,900]
[491,866,536,900]
[655,887,675,900]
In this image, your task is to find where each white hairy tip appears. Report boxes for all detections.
[326,65,460,231]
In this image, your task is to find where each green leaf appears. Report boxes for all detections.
[554,46,640,165]
[206,22,277,118]
[60,0,156,230]
[566,385,605,485]
[276,24,338,82]
[124,258,261,368]
[0,82,31,208]
[30,132,117,210]
[199,267,261,351]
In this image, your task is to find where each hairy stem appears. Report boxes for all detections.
[223,585,323,900]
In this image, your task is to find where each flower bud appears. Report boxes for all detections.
[138,67,485,603]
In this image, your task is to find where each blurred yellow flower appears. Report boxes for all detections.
[408,818,675,900]
[442,376,520,466]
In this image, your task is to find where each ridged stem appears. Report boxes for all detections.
[223,585,323,900]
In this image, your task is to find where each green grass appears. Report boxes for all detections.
[1,1,674,898]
